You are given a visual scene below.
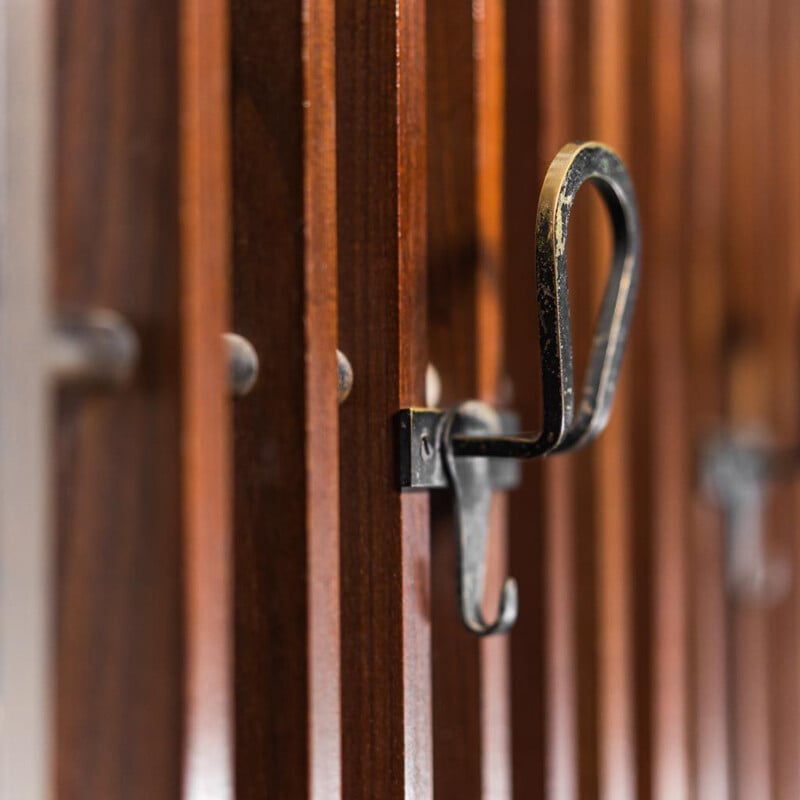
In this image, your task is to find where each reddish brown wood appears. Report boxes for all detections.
[426,0,481,796]
[231,0,341,796]
[724,0,773,796]
[505,0,572,797]
[180,0,234,795]
[683,0,731,796]
[475,2,513,796]
[767,3,800,799]
[54,2,185,796]
[426,0,512,795]
[628,0,691,796]
[336,1,431,798]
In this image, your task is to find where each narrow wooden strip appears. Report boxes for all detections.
[768,3,800,798]
[683,0,730,795]
[337,1,431,797]
[231,0,341,795]
[180,0,233,794]
[425,0,481,795]
[0,1,52,796]
[627,0,691,795]
[503,0,547,792]
[303,1,341,798]
[588,0,635,796]
[54,1,184,795]
[724,0,773,795]
[475,2,512,796]
[506,0,574,796]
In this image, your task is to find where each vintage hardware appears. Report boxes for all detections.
[397,141,641,635]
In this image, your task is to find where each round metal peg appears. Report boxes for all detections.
[337,349,354,405]
[51,309,139,388]
[225,333,260,397]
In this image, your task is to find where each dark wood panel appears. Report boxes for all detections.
[425,0,482,796]
[336,1,431,798]
[505,0,569,796]
[54,2,185,796]
[231,0,341,796]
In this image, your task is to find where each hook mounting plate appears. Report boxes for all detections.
[396,407,522,491]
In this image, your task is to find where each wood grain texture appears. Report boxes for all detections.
[725,0,773,796]
[589,3,635,795]
[231,0,341,796]
[767,3,800,799]
[628,0,691,796]
[54,1,184,796]
[180,0,233,795]
[505,0,572,796]
[426,0,511,796]
[426,0,481,796]
[683,0,730,796]
[336,1,431,797]
[475,2,512,797]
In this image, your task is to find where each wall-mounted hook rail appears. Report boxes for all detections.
[397,141,641,635]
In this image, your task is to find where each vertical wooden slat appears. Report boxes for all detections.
[725,0,773,796]
[54,1,185,795]
[589,0,635,792]
[475,2,512,797]
[231,0,341,795]
[506,0,575,796]
[180,0,233,795]
[684,0,730,795]
[768,2,800,798]
[628,0,691,795]
[426,0,481,790]
[0,1,52,797]
[336,1,431,798]
[426,0,512,795]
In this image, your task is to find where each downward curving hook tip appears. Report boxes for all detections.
[466,575,518,637]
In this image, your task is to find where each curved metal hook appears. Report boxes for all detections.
[441,401,518,635]
[451,141,640,459]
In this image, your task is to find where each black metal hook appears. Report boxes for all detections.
[450,141,640,460]
[441,402,518,636]
[397,141,640,636]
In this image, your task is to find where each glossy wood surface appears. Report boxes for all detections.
[55,1,185,796]
[231,0,340,796]
[336,2,431,798]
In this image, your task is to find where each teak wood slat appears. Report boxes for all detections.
[767,3,800,798]
[180,0,234,794]
[336,2,432,798]
[231,0,341,797]
[54,0,233,795]
[426,0,482,796]
[725,0,773,796]
[628,0,691,796]
[475,2,513,797]
[55,2,182,796]
[684,0,731,796]
[426,0,512,797]
[506,0,573,796]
